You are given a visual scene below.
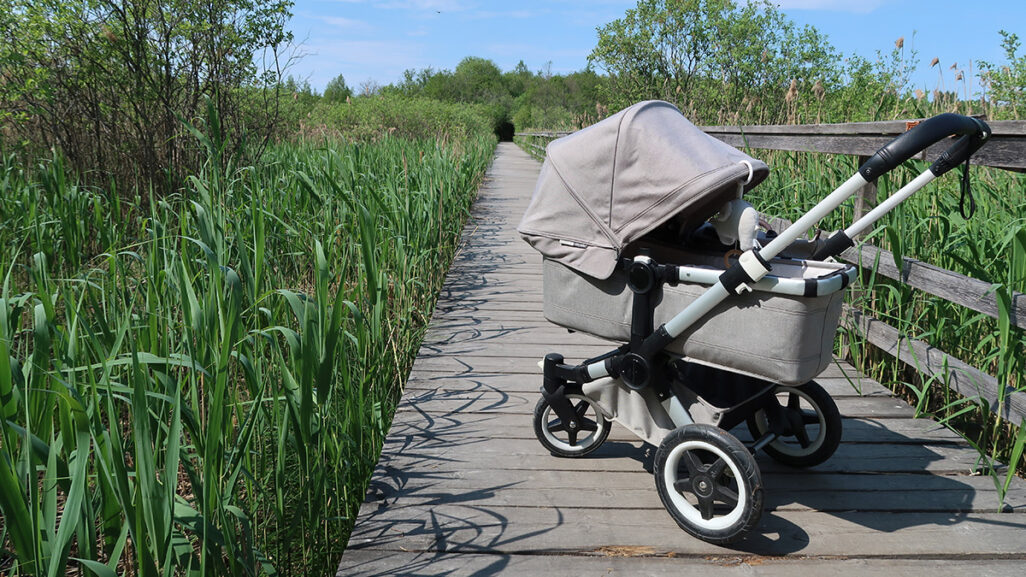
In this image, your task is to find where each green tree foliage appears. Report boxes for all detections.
[981,31,1026,119]
[588,0,838,124]
[322,73,353,103]
[0,0,294,190]
[384,58,611,133]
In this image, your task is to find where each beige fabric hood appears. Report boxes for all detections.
[518,100,769,280]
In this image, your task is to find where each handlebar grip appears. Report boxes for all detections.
[858,114,990,181]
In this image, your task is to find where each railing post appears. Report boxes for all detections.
[852,155,879,235]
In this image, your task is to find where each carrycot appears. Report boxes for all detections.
[518,100,848,385]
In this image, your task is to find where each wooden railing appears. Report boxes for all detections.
[515,120,1026,423]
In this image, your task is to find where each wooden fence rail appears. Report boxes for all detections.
[515,118,1026,423]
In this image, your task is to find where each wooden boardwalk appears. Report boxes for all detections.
[336,142,1026,576]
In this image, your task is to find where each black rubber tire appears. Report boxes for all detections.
[746,381,842,468]
[654,424,763,545]
[533,393,610,458]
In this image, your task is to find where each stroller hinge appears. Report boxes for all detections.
[542,353,582,432]
[719,249,771,294]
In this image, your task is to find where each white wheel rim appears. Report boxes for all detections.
[540,394,607,453]
[755,386,827,457]
[663,439,747,530]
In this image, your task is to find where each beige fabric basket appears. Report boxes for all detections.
[542,255,847,385]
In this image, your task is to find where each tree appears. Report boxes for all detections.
[0,0,294,190]
[588,0,838,124]
[451,57,506,104]
[980,31,1026,119]
[323,74,352,102]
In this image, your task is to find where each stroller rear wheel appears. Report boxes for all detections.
[533,393,610,458]
[654,424,763,544]
[746,381,842,468]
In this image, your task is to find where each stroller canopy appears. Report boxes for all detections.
[518,100,769,280]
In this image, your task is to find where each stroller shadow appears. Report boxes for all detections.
[351,375,1025,567]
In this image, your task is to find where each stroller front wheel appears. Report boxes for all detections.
[654,424,763,544]
[533,394,610,458]
[746,381,842,468]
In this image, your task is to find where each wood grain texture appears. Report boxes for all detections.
[336,142,1026,577]
[844,307,1026,423]
[840,244,1026,329]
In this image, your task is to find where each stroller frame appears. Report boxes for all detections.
[531,112,991,544]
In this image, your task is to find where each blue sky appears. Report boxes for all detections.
[286,0,1025,96]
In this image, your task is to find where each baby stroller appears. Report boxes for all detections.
[517,101,990,544]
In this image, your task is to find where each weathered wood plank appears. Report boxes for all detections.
[403,373,885,397]
[395,388,919,419]
[407,355,864,380]
[346,505,1026,557]
[840,244,1026,330]
[360,475,1025,513]
[386,411,967,444]
[844,307,1026,423]
[702,121,1026,170]
[375,435,989,475]
[338,551,1026,577]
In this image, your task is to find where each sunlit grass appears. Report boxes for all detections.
[0,109,496,575]
[748,149,1026,488]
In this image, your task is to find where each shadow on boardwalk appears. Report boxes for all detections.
[337,143,1026,577]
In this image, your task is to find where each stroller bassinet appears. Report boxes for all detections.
[518,101,992,544]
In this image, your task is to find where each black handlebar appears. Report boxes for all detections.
[857,113,991,180]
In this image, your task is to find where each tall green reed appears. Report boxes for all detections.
[0,106,495,575]
[749,149,1026,484]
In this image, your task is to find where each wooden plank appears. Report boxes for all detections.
[403,372,888,397]
[702,120,1026,171]
[375,435,988,475]
[360,468,1026,513]
[386,410,968,444]
[338,551,1026,577]
[522,121,1026,170]
[841,244,1026,330]
[363,464,1009,497]
[844,307,1026,423]
[345,505,1026,557]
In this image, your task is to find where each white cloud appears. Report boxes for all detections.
[301,39,430,85]
[317,16,374,32]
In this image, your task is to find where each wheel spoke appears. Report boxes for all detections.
[682,449,703,477]
[802,410,820,425]
[794,422,811,448]
[577,417,598,432]
[673,479,690,494]
[574,400,590,418]
[546,419,566,433]
[787,392,801,411]
[715,484,739,508]
[566,427,579,446]
[697,494,715,520]
[707,458,727,480]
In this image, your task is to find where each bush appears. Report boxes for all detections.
[299,95,496,141]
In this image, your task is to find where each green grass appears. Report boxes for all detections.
[747,150,1026,481]
[0,110,496,575]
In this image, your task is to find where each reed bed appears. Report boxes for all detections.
[0,114,496,575]
[749,150,1026,480]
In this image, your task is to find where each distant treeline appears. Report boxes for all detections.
[285,0,1025,136]
[2,0,1025,190]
